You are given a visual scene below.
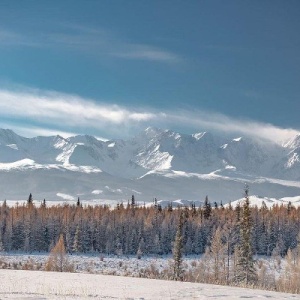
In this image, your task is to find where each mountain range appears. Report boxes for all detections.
[0,127,299,205]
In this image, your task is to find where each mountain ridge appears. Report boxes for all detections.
[0,127,299,203]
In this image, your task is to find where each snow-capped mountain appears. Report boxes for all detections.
[0,127,299,203]
[281,134,300,180]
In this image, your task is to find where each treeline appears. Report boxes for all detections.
[0,194,299,257]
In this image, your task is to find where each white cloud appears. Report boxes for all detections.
[164,110,299,143]
[0,29,42,47]
[0,122,78,139]
[0,89,156,127]
[113,44,181,63]
[0,25,181,64]
[0,87,298,143]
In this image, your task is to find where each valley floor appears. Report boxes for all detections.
[0,268,299,300]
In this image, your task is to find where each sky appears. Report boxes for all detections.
[0,1,299,142]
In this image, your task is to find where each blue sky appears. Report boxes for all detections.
[0,1,299,141]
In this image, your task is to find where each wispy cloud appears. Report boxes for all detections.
[113,44,180,63]
[163,110,299,143]
[0,123,78,139]
[0,25,181,64]
[0,29,41,47]
[0,88,156,125]
[0,87,298,143]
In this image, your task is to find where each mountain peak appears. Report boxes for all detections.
[0,128,22,144]
[144,126,164,135]
[0,128,17,136]
[192,132,207,140]
[283,133,300,150]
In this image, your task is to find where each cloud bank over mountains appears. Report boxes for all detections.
[0,87,298,143]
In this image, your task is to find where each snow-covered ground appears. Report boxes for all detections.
[0,252,193,276]
[0,252,299,299]
[0,252,291,279]
[0,269,299,299]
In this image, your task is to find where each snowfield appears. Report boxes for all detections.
[0,253,299,299]
[0,269,299,300]
[0,253,178,276]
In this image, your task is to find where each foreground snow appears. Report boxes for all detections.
[0,269,298,300]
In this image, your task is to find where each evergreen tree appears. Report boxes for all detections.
[131,195,135,207]
[137,237,145,258]
[0,230,5,252]
[40,225,50,252]
[12,221,25,250]
[2,199,7,209]
[153,233,162,255]
[41,199,46,208]
[203,196,212,219]
[154,198,158,209]
[27,193,33,206]
[173,212,184,281]
[220,201,224,210]
[235,186,257,285]
[72,224,82,253]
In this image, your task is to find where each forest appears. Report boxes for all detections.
[0,193,299,257]
[0,191,300,292]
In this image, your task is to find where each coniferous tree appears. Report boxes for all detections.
[27,193,33,206]
[0,230,4,252]
[203,196,212,219]
[40,225,50,252]
[154,198,158,209]
[41,199,46,208]
[235,186,257,285]
[220,201,224,210]
[153,233,162,255]
[173,212,184,281]
[72,224,82,253]
[167,202,173,212]
[45,234,73,272]
[131,195,136,207]
[0,191,299,268]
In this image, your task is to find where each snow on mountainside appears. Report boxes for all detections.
[283,133,300,150]
[281,134,300,180]
[0,127,299,202]
[221,136,284,177]
[225,195,300,209]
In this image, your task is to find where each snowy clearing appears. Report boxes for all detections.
[0,269,299,300]
[0,252,177,275]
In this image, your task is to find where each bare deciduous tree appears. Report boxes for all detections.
[45,234,73,272]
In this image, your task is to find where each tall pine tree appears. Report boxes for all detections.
[235,186,257,285]
[172,212,184,281]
